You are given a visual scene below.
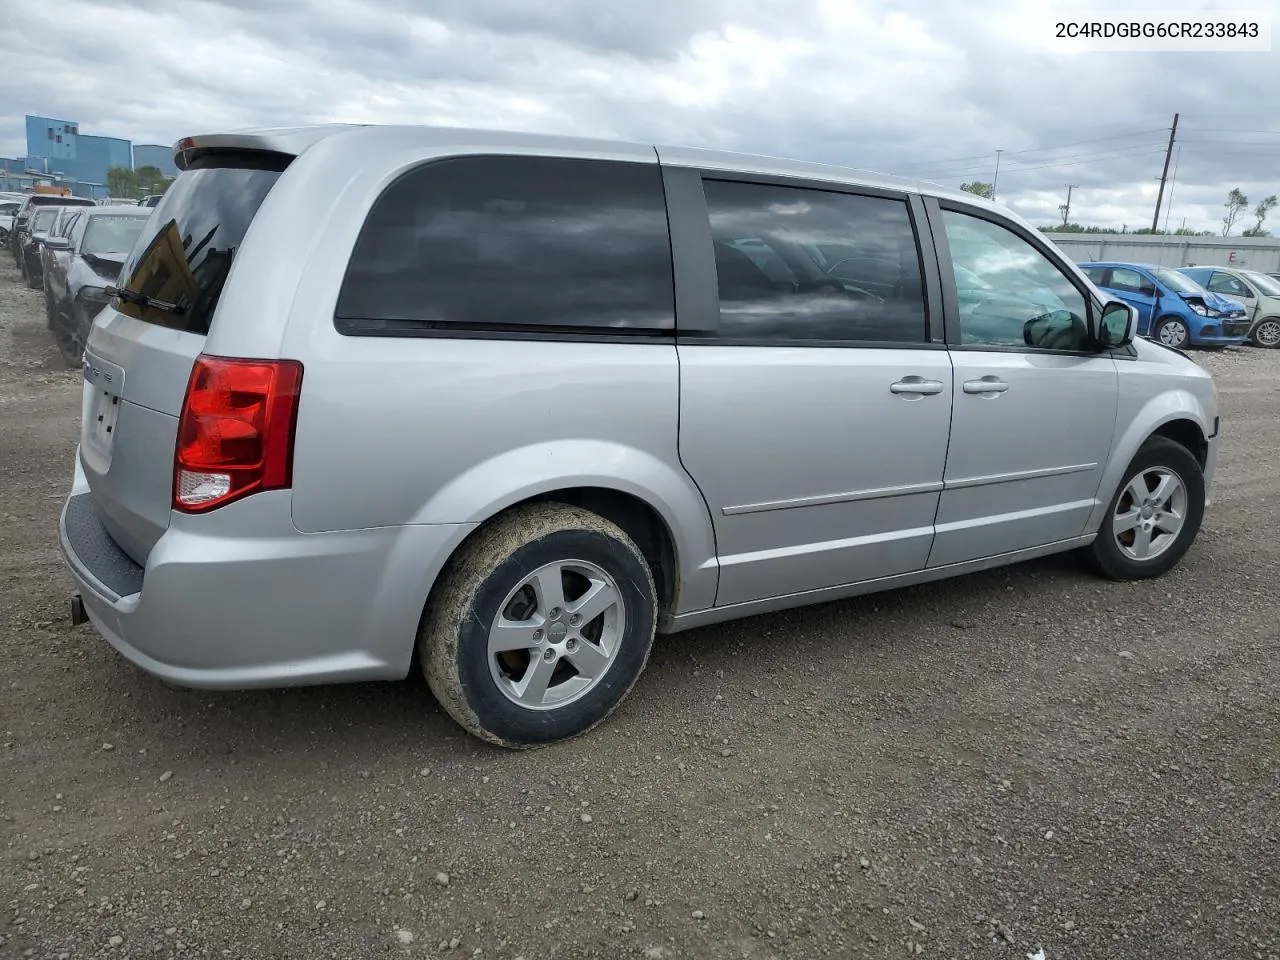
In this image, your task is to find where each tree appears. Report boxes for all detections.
[1242,194,1277,237]
[960,182,993,199]
[1222,187,1249,236]
[134,165,169,195]
[106,165,139,198]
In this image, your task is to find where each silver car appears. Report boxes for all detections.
[59,125,1219,748]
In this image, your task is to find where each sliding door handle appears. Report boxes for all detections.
[890,377,945,397]
[962,376,1010,395]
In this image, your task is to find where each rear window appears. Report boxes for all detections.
[115,153,287,335]
[83,215,151,257]
[335,155,675,335]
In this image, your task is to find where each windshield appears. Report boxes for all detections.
[0,202,18,216]
[82,215,151,257]
[1152,267,1203,295]
[117,156,286,334]
[1243,271,1280,297]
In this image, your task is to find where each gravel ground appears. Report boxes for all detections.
[1,253,1277,960]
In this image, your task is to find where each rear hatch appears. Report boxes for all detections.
[78,152,289,563]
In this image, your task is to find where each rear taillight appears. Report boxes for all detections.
[173,355,303,513]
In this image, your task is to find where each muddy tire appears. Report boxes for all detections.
[419,502,657,749]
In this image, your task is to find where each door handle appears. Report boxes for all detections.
[963,376,1010,395]
[890,376,944,397]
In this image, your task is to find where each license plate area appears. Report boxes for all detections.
[81,353,126,465]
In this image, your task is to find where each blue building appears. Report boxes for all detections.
[132,143,178,177]
[24,114,143,198]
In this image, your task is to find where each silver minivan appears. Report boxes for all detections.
[60,125,1219,748]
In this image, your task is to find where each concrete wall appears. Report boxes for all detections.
[1044,233,1280,273]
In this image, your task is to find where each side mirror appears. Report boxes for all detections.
[1098,300,1136,348]
[42,237,70,251]
[1023,309,1089,350]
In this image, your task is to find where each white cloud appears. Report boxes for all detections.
[1,0,1277,232]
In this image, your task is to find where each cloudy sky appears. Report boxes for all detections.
[2,0,1278,233]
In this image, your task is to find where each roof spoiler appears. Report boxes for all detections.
[172,124,366,171]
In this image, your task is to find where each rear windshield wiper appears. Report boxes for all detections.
[104,285,186,316]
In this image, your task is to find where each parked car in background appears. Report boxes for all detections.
[20,206,66,288]
[1077,261,1249,349]
[137,194,163,208]
[1177,265,1280,349]
[24,205,86,288]
[39,207,89,309]
[9,193,95,265]
[0,198,20,243]
[59,124,1219,749]
[41,205,151,365]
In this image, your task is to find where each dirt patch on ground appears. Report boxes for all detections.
[1,254,1277,959]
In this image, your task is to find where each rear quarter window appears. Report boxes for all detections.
[115,153,287,335]
[335,155,675,336]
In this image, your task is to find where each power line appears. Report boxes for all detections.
[991,149,1167,174]
[887,127,1167,169]
[919,145,1165,179]
[1177,128,1280,136]
[1177,139,1280,145]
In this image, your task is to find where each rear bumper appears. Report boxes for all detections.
[59,451,474,689]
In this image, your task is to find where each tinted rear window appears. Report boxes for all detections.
[83,215,151,257]
[336,155,675,335]
[115,154,286,335]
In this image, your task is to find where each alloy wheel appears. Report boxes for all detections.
[1113,467,1187,562]
[487,559,626,710]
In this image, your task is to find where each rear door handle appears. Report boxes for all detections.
[962,376,1010,395]
[890,376,945,397]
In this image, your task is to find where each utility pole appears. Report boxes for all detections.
[1151,112,1179,232]
[991,149,1003,202]
[1059,184,1078,226]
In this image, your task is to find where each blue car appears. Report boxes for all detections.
[1077,261,1250,349]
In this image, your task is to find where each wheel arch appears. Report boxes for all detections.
[1085,392,1214,536]
[411,442,720,623]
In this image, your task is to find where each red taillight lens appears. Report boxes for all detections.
[173,355,303,513]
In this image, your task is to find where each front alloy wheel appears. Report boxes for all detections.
[1112,468,1187,562]
[1083,436,1205,581]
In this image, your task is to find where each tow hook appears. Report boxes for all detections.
[69,593,87,627]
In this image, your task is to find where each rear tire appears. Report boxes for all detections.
[51,303,88,367]
[1082,436,1205,581]
[419,502,657,749]
[1154,315,1190,350]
